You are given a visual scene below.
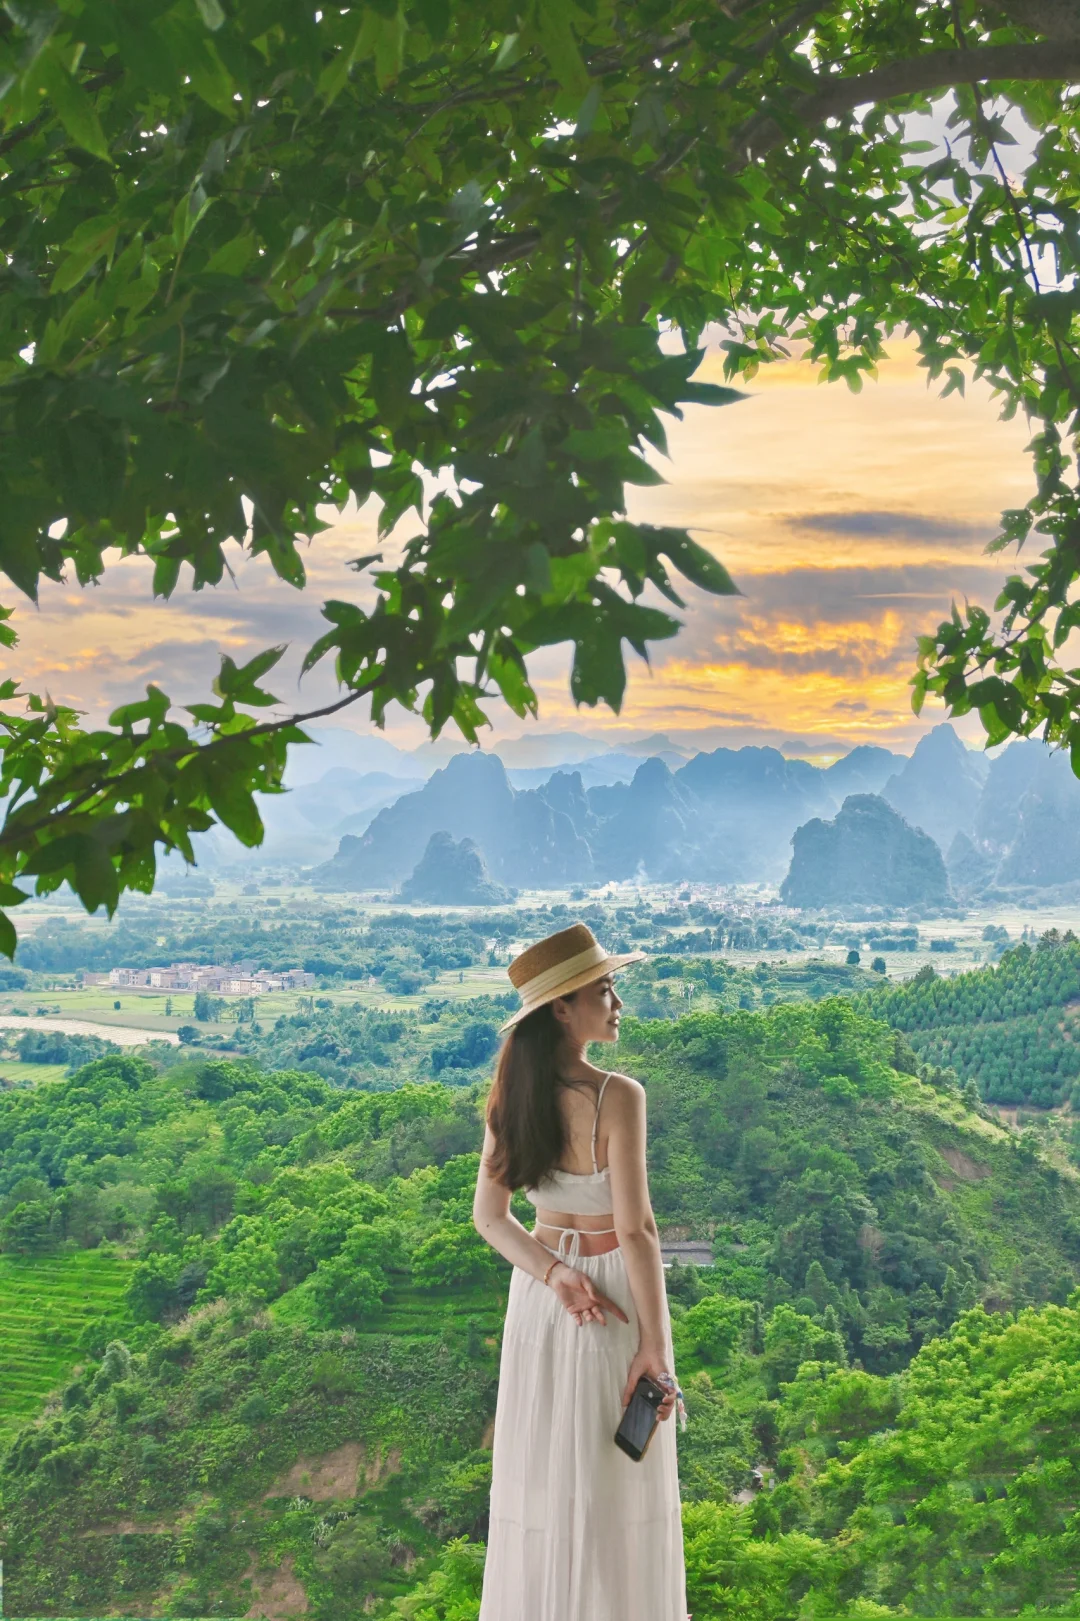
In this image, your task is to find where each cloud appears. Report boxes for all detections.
[789,510,989,542]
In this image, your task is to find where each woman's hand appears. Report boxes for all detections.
[548,1262,629,1327]
[621,1344,677,1422]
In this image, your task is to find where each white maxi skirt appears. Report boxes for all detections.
[479,1243,686,1621]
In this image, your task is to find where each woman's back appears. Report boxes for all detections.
[524,1072,614,1217]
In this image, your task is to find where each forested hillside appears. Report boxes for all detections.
[865,932,1080,1108]
[2,996,1079,1615]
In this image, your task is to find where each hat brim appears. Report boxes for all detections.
[498,951,646,1034]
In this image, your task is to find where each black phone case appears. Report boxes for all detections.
[614,1374,666,1461]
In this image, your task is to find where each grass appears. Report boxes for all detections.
[0,1249,135,1440]
[0,1061,68,1084]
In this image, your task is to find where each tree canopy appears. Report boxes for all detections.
[3,0,1080,941]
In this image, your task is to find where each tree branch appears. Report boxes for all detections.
[738,40,1080,161]
[0,678,381,857]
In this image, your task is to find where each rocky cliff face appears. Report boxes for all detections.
[823,743,905,798]
[672,745,839,882]
[310,745,945,893]
[960,741,1080,892]
[311,752,592,891]
[781,794,950,909]
[882,724,988,853]
[398,833,511,905]
[945,831,997,900]
[590,757,702,880]
[996,754,1080,887]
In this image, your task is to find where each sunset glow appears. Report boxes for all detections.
[10,337,1035,756]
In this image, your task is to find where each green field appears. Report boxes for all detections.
[0,963,513,1036]
[0,1250,134,1438]
[0,1060,68,1085]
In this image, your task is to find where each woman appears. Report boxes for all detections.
[472,923,686,1621]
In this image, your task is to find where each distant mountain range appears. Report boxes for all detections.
[308,742,905,891]
[166,717,1080,900]
[779,729,1080,909]
[881,724,989,854]
[961,739,1080,892]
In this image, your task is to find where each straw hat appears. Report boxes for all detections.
[499,923,645,1033]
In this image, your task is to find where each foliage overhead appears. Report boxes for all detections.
[3,0,1080,942]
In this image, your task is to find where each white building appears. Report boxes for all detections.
[90,962,315,994]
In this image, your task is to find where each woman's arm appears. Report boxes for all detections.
[472,1124,563,1282]
[472,1125,629,1328]
[606,1075,677,1416]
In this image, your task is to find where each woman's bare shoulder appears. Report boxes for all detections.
[602,1070,646,1109]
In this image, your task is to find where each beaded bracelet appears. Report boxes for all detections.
[542,1258,562,1287]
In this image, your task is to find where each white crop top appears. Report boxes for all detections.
[523,1073,614,1215]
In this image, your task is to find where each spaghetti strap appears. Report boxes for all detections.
[591,1072,612,1173]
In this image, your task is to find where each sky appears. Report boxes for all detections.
[8,331,1036,765]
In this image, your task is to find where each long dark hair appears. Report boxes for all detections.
[485,998,591,1190]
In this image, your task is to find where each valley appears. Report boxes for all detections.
[6,728,1080,1616]
[3,945,1080,1614]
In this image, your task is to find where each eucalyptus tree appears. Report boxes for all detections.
[1,0,1079,946]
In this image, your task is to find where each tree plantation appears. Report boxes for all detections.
[865,932,1080,1108]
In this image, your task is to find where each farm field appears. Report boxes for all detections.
[0,1250,134,1440]
[0,1060,67,1085]
[0,964,514,1034]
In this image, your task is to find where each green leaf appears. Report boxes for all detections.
[0,525,45,601]
[574,81,601,138]
[653,530,740,597]
[534,0,589,97]
[373,8,407,89]
[36,48,111,162]
[212,646,285,706]
[681,381,747,408]
[318,10,381,105]
[187,36,236,115]
[51,216,120,294]
[415,0,449,40]
[204,767,265,845]
[493,32,522,70]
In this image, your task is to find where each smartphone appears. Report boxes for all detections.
[614,1374,667,1461]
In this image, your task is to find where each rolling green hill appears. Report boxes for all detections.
[2,998,1080,1615]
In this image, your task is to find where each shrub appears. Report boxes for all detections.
[314,1516,391,1591]
[309,1255,385,1327]
[412,1222,498,1290]
[674,1294,747,1369]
